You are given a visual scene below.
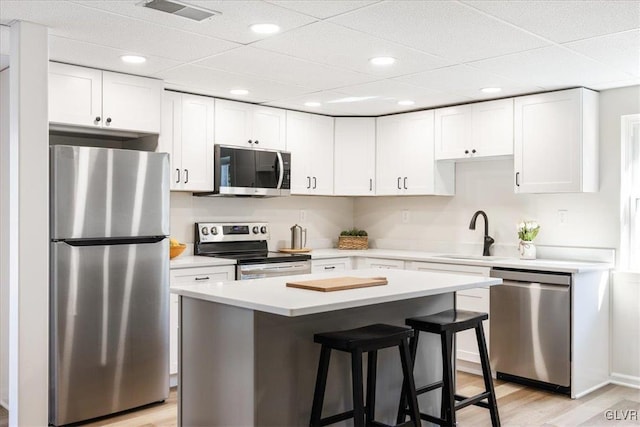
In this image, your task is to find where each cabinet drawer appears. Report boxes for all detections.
[359,258,405,270]
[312,258,352,273]
[406,261,490,277]
[170,266,235,286]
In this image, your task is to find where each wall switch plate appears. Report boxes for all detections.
[402,210,410,224]
[558,209,568,225]
[299,210,306,223]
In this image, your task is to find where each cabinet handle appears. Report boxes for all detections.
[471,149,476,154]
[369,178,372,191]
[184,169,189,184]
[94,116,101,123]
[307,176,311,189]
[403,177,408,190]
[515,172,520,187]
[175,168,181,184]
[106,117,112,124]
[397,177,401,190]
[313,176,317,189]
[464,149,469,154]
[254,140,259,145]
[248,139,252,144]
[324,266,336,270]
[194,276,210,281]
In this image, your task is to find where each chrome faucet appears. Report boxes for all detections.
[469,210,494,256]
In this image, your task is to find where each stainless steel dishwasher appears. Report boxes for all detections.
[490,268,571,395]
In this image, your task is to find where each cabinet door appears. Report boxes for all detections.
[456,287,490,364]
[49,62,102,128]
[309,115,334,195]
[335,118,376,195]
[435,105,472,160]
[402,110,437,195]
[158,91,183,190]
[375,116,404,195]
[252,106,286,150]
[214,99,252,147]
[472,98,513,157]
[515,89,582,193]
[286,111,313,194]
[170,266,235,285]
[181,94,214,192]
[312,258,352,273]
[358,258,405,269]
[102,71,162,133]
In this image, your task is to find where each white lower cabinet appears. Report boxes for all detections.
[312,258,353,273]
[406,261,490,372]
[357,257,405,270]
[169,265,235,378]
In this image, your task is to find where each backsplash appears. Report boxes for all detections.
[170,193,354,251]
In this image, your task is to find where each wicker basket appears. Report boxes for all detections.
[338,236,368,250]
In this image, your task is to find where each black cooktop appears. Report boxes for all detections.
[198,251,311,265]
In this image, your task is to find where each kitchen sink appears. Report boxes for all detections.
[434,254,509,261]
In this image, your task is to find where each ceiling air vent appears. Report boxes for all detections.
[141,0,219,22]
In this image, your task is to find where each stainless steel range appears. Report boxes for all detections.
[194,222,311,280]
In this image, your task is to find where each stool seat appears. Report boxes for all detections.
[314,323,414,352]
[406,309,488,333]
[310,323,421,427]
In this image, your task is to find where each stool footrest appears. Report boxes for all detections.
[416,380,444,395]
[318,410,354,426]
[454,392,491,411]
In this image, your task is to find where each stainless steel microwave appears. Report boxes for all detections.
[196,145,291,197]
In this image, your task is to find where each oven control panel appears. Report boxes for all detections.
[196,222,270,243]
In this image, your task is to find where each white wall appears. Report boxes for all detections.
[170,193,354,251]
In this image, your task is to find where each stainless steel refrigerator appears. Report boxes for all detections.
[49,145,170,426]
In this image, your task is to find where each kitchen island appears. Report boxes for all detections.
[172,268,501,427]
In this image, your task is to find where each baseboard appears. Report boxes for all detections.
[456,359,483,376]
[610,373,640,389]
[572,380,610,398]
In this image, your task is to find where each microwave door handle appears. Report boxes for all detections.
[276,151,284,189]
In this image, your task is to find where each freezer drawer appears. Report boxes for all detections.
[50,239,169,425]
[50,145,170,239]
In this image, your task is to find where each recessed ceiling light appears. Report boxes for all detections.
[230,89,249,95]
[369,56,396,66]
[481,87,502,94]
[397,100,415,106]
[304,102,321,107]
[120,55,146,64]
[250,23,281,34]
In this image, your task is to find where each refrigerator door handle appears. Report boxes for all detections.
[59,236,167,246]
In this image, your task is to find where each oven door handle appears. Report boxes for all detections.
[242,264,309,273]
[276,151,284,190]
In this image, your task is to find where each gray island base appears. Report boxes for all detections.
[173,269,501,426]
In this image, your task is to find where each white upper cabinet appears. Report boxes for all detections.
[376,110,454,196]
[49,62,162,134]
[286,111,334,195]
[514,88,598,193]
[214,99,285,150]
[435,98,513,160]
[334,118,376,196]
[158,91,214,192]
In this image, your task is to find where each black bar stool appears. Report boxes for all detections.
[310,323,421,427]
[397,309,500,427]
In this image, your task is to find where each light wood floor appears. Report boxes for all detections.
[4,373,639,426]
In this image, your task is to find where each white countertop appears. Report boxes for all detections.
[309,248,612,273]
[170,255,236,269]
[171,268,501,317]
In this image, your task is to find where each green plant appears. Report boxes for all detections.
[517,220,540,241]
[340,227,368,237]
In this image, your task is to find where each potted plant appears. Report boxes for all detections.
[517,220,540,259]
[338,228,369,250]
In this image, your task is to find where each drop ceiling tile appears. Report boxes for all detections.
[468,45,634,90]
[265,0,380,19]
[564,30,640,77]
[253,21,453,77]
[193,46,377,91]
[0,1,239,62]
[158,64,312,103]
[588,78,640,91]
[394,64,524,95]
[74,0,317,45]
[328,1,550,62]
[49,36,181,75]
[263,90,355,115]
[462,0,640,43]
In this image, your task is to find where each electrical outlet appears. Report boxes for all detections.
[299,210,306,223]
[402,210,410,224]
[558,209,568,225]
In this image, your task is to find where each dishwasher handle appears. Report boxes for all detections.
[490,268,571,286]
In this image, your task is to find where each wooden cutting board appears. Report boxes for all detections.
[279,248,312,253]
[286,276,388,292]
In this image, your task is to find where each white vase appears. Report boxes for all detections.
[519,240,536,260]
